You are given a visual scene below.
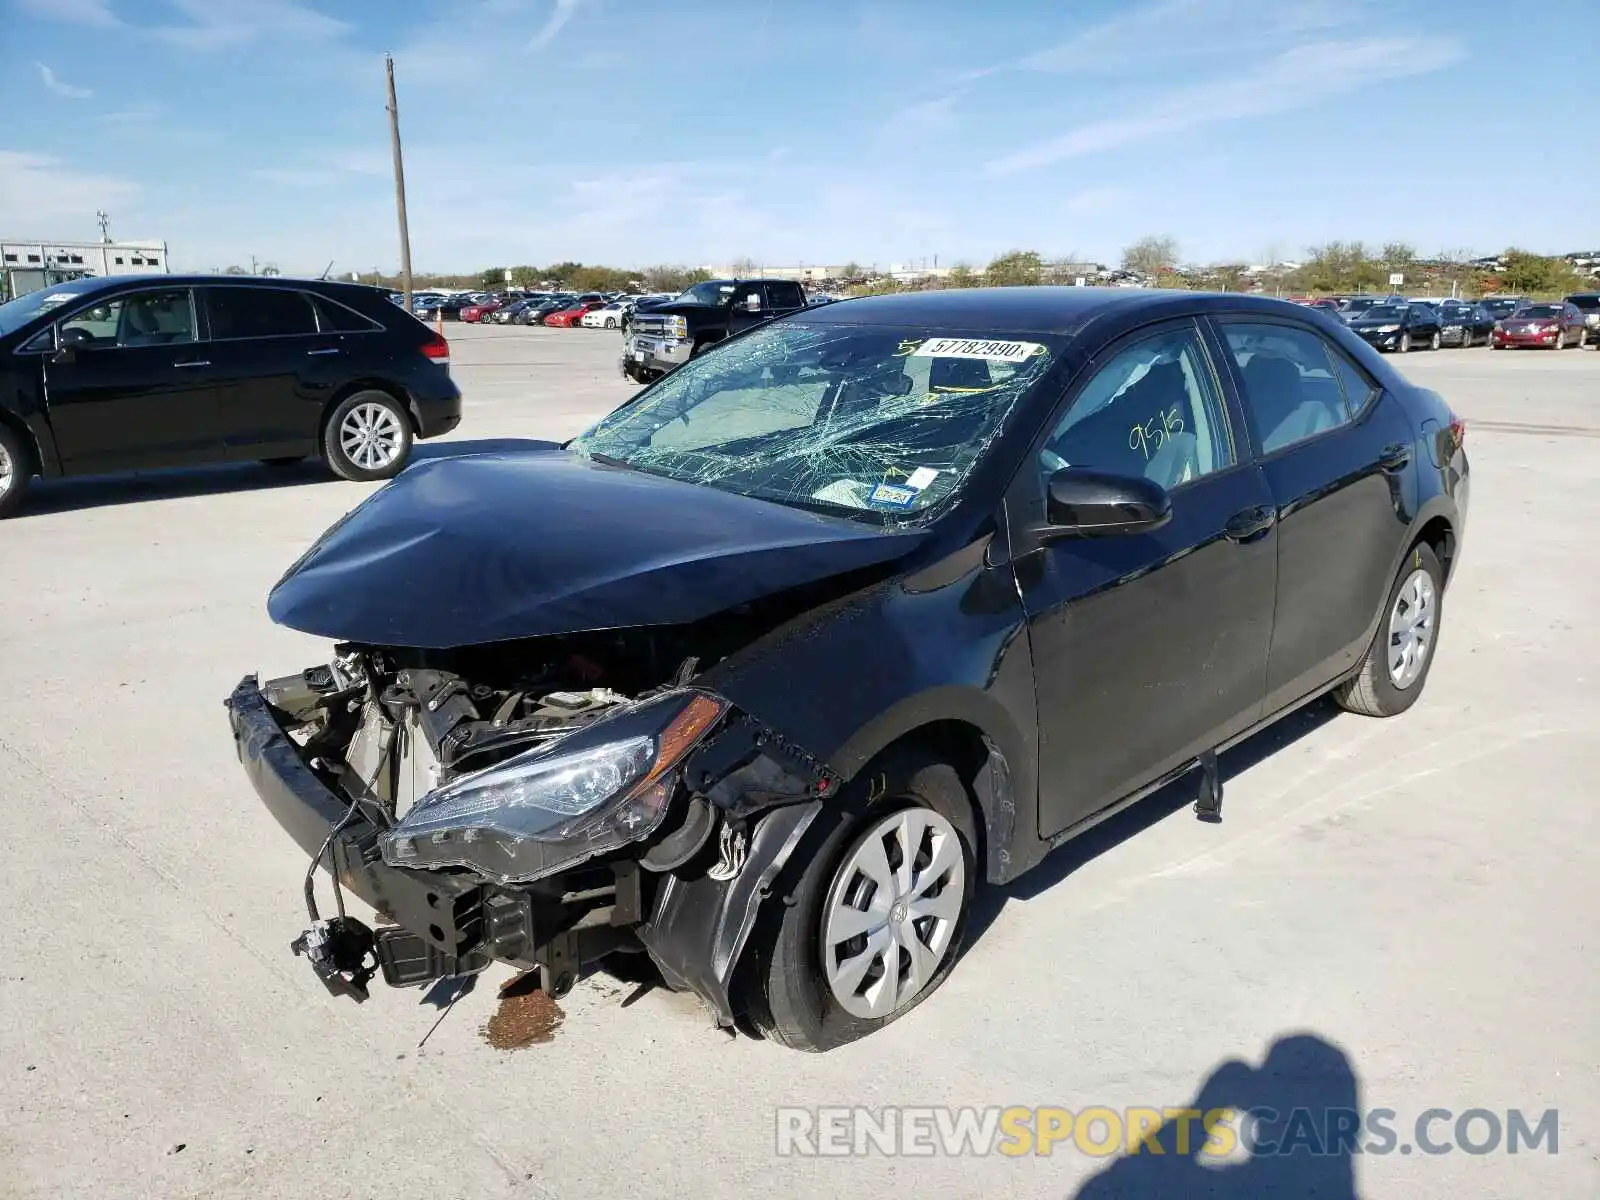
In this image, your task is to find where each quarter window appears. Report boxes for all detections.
[1219,321,1361,454]
[205,287,319,339]
[1040,323,1233,492]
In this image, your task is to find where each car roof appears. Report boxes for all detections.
[786,286,1324,335]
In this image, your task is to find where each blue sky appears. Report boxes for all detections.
[4,0,1596,274]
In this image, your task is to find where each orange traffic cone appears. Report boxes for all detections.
[434,306,443,336]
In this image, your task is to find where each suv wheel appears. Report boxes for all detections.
[750,749,977,1052]
[322,391,413,482]
[0,423,33,519]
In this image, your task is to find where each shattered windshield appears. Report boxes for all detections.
[571,323,1060,523]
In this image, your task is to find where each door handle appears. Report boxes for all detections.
[173,359,211,368]
[1379,442,1412,471]
[306,347,343,357]
[1224,505,1276,544]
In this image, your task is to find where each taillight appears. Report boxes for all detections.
[420,333,450,366]
[1448,417,1466,452]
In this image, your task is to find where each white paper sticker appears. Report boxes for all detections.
[909,337,1045,363]
[905,466,940,490]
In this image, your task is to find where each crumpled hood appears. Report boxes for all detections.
[268,448,927,648]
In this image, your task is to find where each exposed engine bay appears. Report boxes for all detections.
[237,621,835,1015]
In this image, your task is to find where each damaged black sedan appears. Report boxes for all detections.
[228,288,1469,1051]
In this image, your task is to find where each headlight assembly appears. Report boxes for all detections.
[382,691,726,884]
[1375,324,1400,333]
[667,315,688,340]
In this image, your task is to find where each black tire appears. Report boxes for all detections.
[605,317,617,329]
[260,456,305,467]
[750,748,979,1052]
[321,390,413,483]
[0,422,33,519]
[1336,542,1444,718]
[1429,330,1441,351]
[1398,331,1411,353]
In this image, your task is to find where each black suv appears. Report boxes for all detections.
[0,275,462,517]
[623,278,809,381]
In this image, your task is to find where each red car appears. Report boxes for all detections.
[1490,302,1589,349]
[459,298,503,323]
[544,300,605,327]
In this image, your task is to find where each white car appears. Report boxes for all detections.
[581,300,633,329]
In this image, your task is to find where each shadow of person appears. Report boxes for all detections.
[1074,1033,1361,1199]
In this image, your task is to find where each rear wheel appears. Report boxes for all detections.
[751,748,978,1052]
[0,423,33,519]
[1336,543,1443,718]
[322,391,413,482]
[605,317,617,329]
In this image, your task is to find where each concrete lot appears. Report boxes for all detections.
[1,322,1596,1199]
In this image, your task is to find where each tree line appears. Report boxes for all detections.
[330,242,1588,300]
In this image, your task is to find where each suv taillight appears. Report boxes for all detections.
[421,333,450,365]
[1448,417,1466,452]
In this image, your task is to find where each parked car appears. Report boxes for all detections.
[624,278,809,381]
[1563,292,1600,345]
[460,298,504,324]
[1478,296,1526,322]
[524,295,577,325]
[1346,302,1443,352]
[0,275,462,516]
[229,288,1467,1050]
[1437,303,1494,347]
[582,300,633,329]
[545,299,606,328]
[1335,296,1387,324]
[1490,302,1588,349]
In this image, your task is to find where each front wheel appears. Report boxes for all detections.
[1429,330,1442,351]
[322,391,413,482]
[750,749,978,1052]
[0,423,32,519]
[1398,331,1412,353]
[1336,542,1443,718]
[605,317,617,329]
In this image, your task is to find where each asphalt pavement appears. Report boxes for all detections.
[1,321,1595,1199]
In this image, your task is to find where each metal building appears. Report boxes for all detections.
[1,238,170,301]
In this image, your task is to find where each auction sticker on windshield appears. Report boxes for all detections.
[910,338,1046,362]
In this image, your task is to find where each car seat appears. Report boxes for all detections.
[1242,354,1341,452]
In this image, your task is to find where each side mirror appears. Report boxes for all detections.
[1041,469,1172,538]
[52,341,78,364]
[744,293,762,312]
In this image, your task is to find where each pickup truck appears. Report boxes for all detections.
[621,278,808,382]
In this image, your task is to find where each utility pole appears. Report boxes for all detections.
[96,210,111,243]
[385,53,415,310]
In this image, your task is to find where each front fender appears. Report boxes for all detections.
[636,800,823,1027]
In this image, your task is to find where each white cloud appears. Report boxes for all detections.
[529,0,586,50]
[0,151,138,231]
[16,0,120,28]
[1018,0,1355,74]
[987,36,1461,175]
[36,63,94,99]
[878,92,963,141]
[149,0,350,52]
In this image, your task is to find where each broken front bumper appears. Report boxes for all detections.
[225,675,639,997]
[225,673,832,1024]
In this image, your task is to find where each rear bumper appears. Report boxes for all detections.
[412,377,463,439]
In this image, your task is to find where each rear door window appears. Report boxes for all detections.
[1217,321,1360,454]
[204,287,319,339]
